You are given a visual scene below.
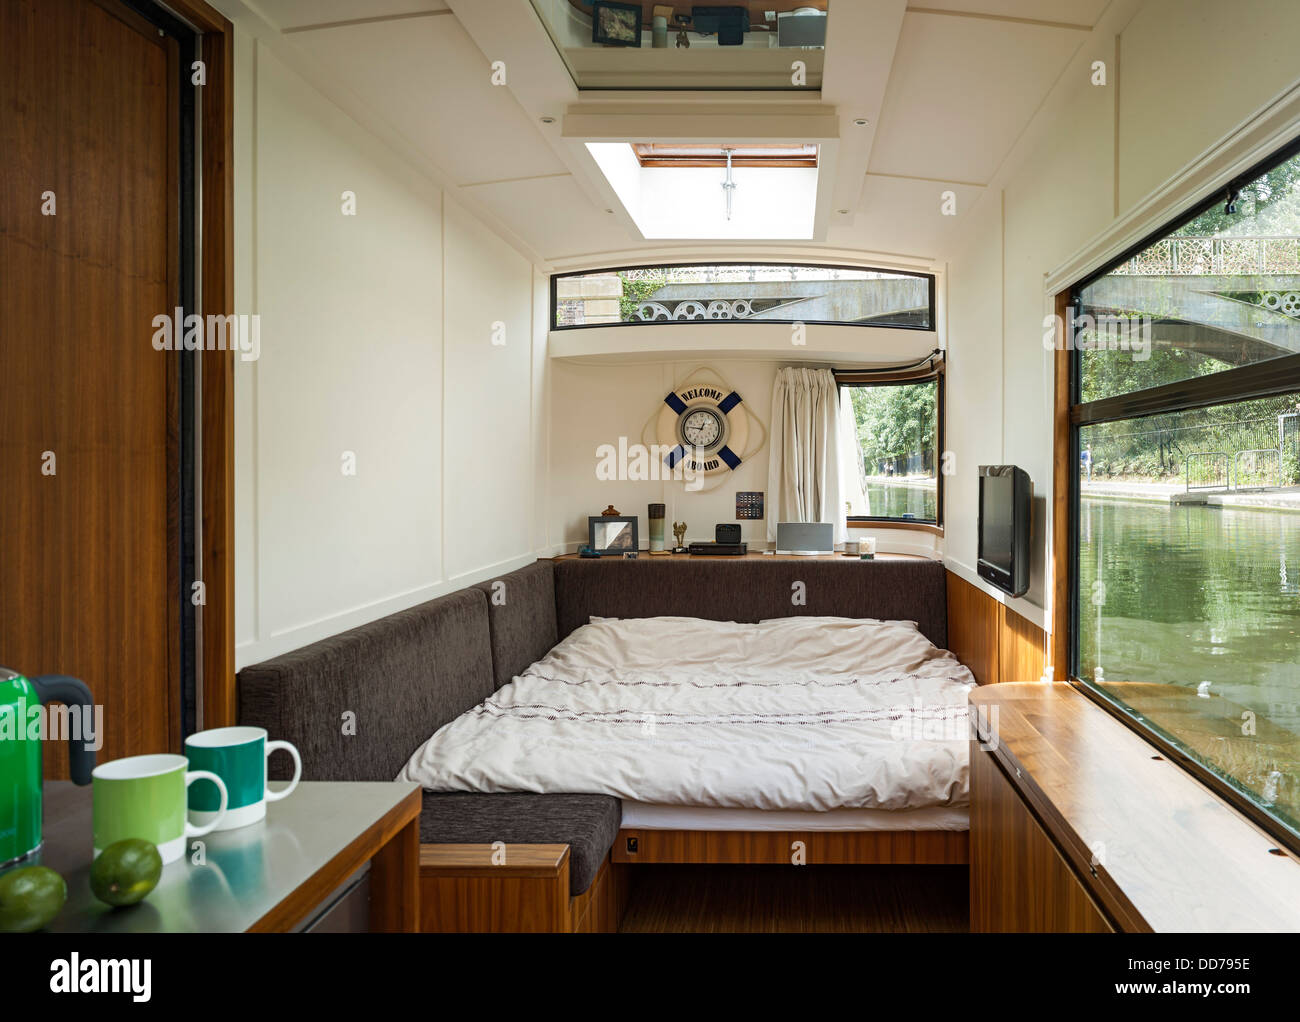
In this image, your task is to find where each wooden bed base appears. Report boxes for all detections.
[613,829,969,865]
[417,843,629,933]
[416,830,967,931]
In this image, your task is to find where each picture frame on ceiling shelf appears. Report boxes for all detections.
[592,1,643,46]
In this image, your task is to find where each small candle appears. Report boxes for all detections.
[863,537,877,559]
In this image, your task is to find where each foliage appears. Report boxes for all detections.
[618,271,666,321]
[1083,394,1300,481]
[848,380,937,474]
[1173,151,1300,237]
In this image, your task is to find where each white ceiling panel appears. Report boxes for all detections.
[868,12,1085,185]
[250,0,449,31]
[462,175,635,260]
[285,15,567,185]
[830,174,984,260]
[905,0,1105,26]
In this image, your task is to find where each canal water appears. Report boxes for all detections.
[1077,497,1300,830]
[863,480,937,521]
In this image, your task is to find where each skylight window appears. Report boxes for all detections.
[588,142,819,240]
[631,143,819,168]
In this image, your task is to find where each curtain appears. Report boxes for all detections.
[838,393,871,517]
[766,367,847,543]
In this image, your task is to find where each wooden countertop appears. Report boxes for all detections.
[970,682,1300,932]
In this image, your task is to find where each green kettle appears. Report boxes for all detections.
[0,668,96,867]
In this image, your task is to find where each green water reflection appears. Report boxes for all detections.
[1078,497,1300,833]
[863,481,936,521]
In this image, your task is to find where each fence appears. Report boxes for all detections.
[1186,448,1285,491]
[1186,452,1231,491]
[1110,235,1300,276]
[1234,449,1281,490]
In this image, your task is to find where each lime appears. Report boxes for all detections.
[90,838,162,907]
[0,865,67,932]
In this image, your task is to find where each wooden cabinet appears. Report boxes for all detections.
[971,746,1113,932]
[969,683,1300,933]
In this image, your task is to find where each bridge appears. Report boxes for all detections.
[1081,235,1300,362]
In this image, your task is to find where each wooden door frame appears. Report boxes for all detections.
[165,0,236,729]
[1050,290,1071,680]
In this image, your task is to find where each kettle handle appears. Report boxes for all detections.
[29,674,97,786]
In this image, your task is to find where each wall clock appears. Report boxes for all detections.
[654,370,760,477]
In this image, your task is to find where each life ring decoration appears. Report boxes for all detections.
[656,382,751,476]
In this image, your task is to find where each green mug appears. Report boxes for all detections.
[92,754,229,865]
[184,726,301,832]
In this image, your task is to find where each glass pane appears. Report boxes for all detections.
[842,380,938,522]
[554,265,932,329]
[529,1,828,91]
[1077,391,1300,835]
[1078,149,1300,403]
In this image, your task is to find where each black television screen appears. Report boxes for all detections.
[979,475,1014,572]
[977,465,1030,597]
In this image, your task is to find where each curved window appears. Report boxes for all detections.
[840,373,942,526]
[551,263,935,331]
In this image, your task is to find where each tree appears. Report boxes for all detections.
[849,381,937,474]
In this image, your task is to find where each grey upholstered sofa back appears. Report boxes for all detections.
[553,558,948,648]
[475,560,559,689]
[237,557,949,784]
[238,588,494,782]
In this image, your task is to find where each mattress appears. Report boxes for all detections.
[620,803,970,832]
[400,615,977,812]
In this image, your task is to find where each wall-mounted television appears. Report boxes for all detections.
[977,465,1031,597]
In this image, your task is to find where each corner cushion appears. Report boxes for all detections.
[419,791,621,895]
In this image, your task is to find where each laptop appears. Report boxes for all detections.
[775,522,835,555]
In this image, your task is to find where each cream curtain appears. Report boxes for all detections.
[766,367,847,543]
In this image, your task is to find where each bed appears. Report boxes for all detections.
[398,614,976,862]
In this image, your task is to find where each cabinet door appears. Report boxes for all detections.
[0,0,179,768]
[971,747,1114,932]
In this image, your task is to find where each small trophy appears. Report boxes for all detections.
[671,521,688,554]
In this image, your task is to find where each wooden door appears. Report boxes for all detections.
[0,0,179,771]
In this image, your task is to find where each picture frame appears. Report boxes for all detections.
[588,515,639,555]
[591,1,643,47]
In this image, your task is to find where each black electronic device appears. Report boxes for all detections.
[977,465,1031,597]
[687,542,747,556]
[691,5,748,44]
[715,523,741,544]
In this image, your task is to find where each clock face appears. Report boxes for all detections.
[682,408,722,448]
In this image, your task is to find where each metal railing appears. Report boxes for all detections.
[1186,452,1231,492]
[1234,449,1282,491]
[1186,448,1286,491]
[1111,235,1300,276]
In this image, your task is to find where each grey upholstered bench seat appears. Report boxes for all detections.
[419,791,621,895]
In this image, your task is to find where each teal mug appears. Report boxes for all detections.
[184,726,301,832]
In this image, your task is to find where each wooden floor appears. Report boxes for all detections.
[618,865,969,933]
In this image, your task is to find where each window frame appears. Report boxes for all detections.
[549,261,937,333]
[1065,133,1300,855]
[838,362,945,530]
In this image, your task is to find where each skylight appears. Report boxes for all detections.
[588,142,819,240]
[631,143,819,168]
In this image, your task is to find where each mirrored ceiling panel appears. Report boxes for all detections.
[529,2,829,91]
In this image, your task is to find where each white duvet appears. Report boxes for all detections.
[398,616,976,812]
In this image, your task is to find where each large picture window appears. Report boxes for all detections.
[552,262,935,331]
[838,370,943,526]
[1070,140,1300,843]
